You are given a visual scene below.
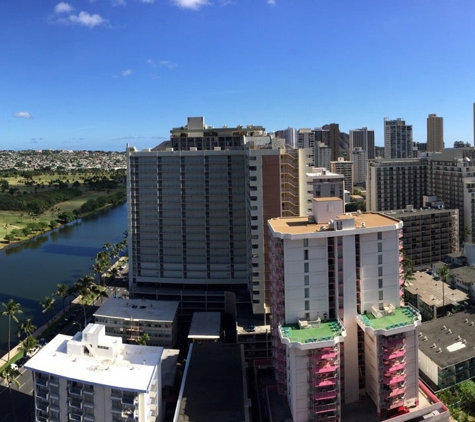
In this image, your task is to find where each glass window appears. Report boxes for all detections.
[379,290,383,300]
[304,262,309,273]
[305,288,309,298]
[378,278,383,289]
[304,275,309,286]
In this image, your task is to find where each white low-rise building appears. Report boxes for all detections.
[94,298,179,347]
[26,324,163,422]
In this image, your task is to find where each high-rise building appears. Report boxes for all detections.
[268,197,421,421]
[330,157,353,193]
[127,118,311,316]
[26,324,163,422]
[328,123,340,162]
[314,141,331,170]
[427,114,444,152]
[351,147,367,186]
[366,158,429,212]
[349,127,375,159]
[384,118,413,159]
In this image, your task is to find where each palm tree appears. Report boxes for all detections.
[1,299,23,362]
[401,255,416,286]
[41,296,56,326]
[137,333,150,346]
[17,318,36,339]
[19,335,38,356]
[93,251,110,286]
[437,264,451,316]
[2,364,21,421]
[55,283,69,315]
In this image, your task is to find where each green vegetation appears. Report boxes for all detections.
[0,169,126,250]
[437,380,475,421]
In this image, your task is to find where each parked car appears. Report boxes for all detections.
[388,406,410,418]
[16,356,29,368]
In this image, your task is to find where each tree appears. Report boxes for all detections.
[41,296,56,326]
[1,299,23,362]
[55,283,69,315]
[1,364,21,421]
[437,264,451,316]
[19,335,38,356]
[17,318,36,339]
[463,225,472,245]
[401,255,416,286]
[137,333,150,346]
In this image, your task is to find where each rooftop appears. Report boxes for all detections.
[175,343,247,422]
[405,271,468,307]
[418,309,475,368]
[268,212,401,237]
[188,312,221,340]
[280,319,344,345]
[25,325,162,392]
[361,306,419,331]
[451,266,475,285]
[93,298,179,322]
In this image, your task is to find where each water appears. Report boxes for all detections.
[0,202,127,357]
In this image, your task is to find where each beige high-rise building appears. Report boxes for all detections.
[427,114,444,152]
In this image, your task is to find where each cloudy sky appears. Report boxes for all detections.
[2,0,475,151]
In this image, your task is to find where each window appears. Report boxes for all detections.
[379,290,383,300]
[378,255,383,265]
[378,267,383,277]
[378,242,382,253]
[304,262,309,273]
[304,249,309,260]
[378,232,382,240]
[378,278,383,289]
[305,300,309,311]
[305,288,309,299]
[304,275,309,286]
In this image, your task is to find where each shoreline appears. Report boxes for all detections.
[0,200,125,252]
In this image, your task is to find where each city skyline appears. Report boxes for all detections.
[2,0,475,151]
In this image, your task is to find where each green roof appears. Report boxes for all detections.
[280,320,342,344]
[360,307,418,331]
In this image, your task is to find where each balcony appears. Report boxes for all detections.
[36,402,49,413]
[35,377,48,387]
[311,390,337,401]
[36,389,48,400]
[69,386,83,396]
[69,398,83,410]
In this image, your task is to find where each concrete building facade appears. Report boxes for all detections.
[93,298,179,347]
[384,118,413,159]
[330,158,353,194]
[127,118,310,316]
[349,127,375,159]
[26,324,163,422]
[427,114,444,152]
[268,197,421,422]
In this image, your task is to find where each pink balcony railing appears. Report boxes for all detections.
[388,387,405,397]
[312,403,337,414]
[311,390,337,401]
[381,337,405,348]
[311,365,338,374]
[388,374,406,385]
[383,349,405,360]
[311,378,337,388]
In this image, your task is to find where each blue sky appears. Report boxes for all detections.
[2,0,475,151]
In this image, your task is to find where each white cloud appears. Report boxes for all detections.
[171,0,210,10]
[146,59,177,69]
[139,0,156,3]
[121,69,133,76]
[13,112,33,119]
[69,11,107,27]
[54,2,74,14]
[267,0,275,4]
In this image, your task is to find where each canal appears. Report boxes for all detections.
[0,202,127,357]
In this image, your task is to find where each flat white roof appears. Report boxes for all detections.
[25,333,163,392]
[94,298,179,322]
[188,312,221,339]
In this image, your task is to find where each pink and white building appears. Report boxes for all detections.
[268,197,422,422]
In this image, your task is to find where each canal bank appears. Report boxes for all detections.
[0,202,127,357]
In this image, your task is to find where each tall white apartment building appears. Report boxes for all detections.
[351,148,367,186]
[349,127,375,159]
[384,118,413,159]
[26,324,162,422]
[268,198,421,422]
[314,142,331,170]
[127,117,311,315]
[427,114,444,152]
[330,158,353,193]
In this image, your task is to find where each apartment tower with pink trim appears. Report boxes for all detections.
[268,197,421,422]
